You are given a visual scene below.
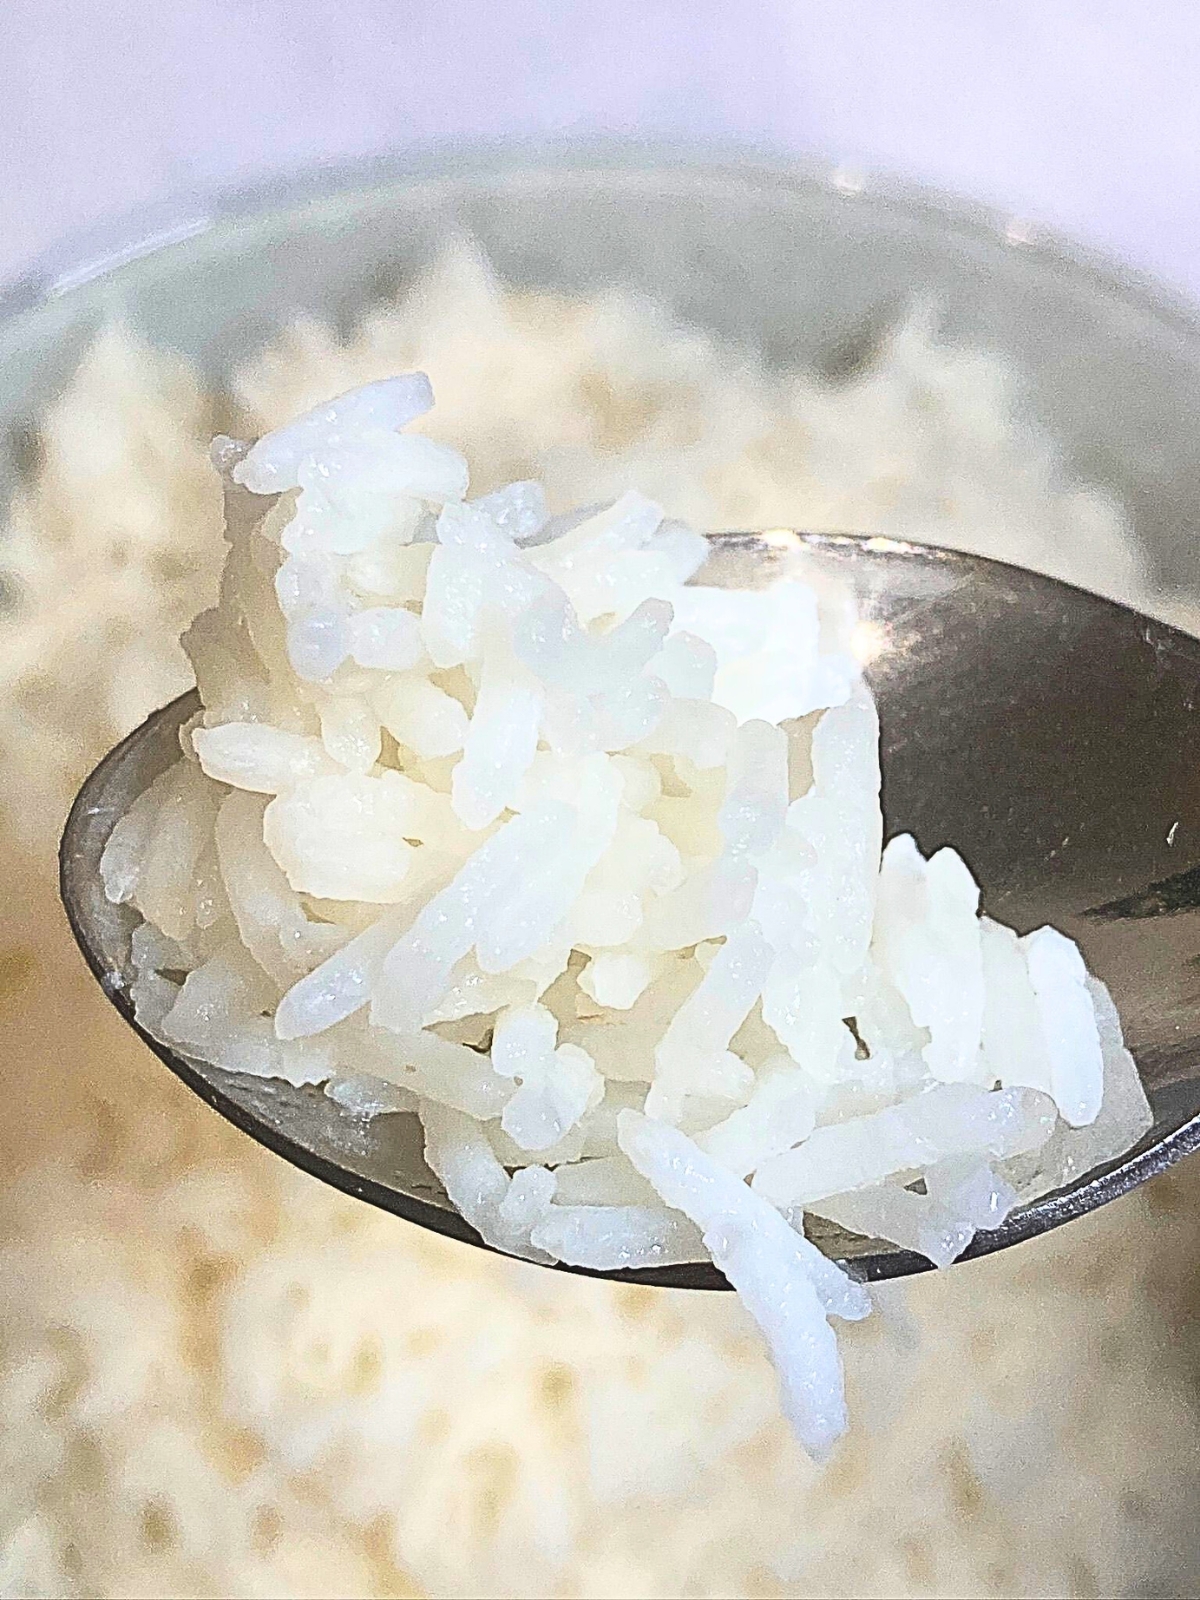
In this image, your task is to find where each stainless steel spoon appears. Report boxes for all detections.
[59,530,1200,1288]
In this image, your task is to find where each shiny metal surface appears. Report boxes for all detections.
[61,532,1200,1287]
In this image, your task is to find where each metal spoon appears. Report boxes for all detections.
[59,530,1200,1288]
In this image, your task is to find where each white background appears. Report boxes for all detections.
[4,1,1200,297]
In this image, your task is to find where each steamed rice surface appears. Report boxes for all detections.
[101,375,1151,1459]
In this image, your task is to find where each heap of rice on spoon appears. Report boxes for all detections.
[100,375,1151,1458]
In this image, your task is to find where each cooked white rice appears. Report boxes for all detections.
[2,251,1198,1597]
[99,374,1150,1461]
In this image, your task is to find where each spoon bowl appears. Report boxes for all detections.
[60,531,1200,1286]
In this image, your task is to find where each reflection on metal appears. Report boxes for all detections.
[850,619,889,666]
[1085,865,1200,922]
